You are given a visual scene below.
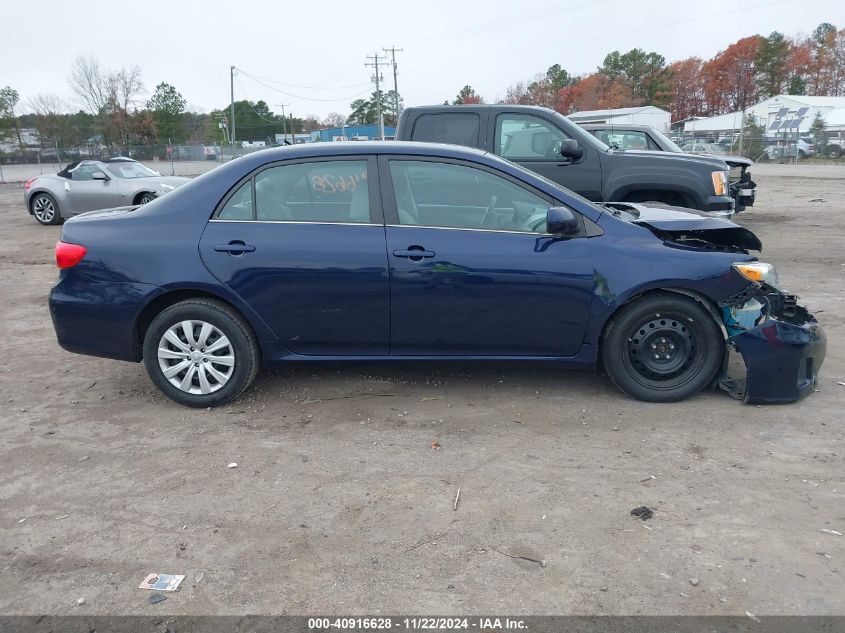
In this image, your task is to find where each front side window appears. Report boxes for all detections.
[216,160,371,223]
[496,114,570,160]
[389,160,551,233]
[70,164,102,181]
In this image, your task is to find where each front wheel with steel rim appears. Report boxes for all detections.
[31,193,62,225]
[602,293,724,402]
[143,299,259,407]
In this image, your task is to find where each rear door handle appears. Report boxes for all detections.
[393,246,435,260]
[214,241,255,255]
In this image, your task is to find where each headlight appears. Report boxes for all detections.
[733,262,779,286]
[711,170,729,196]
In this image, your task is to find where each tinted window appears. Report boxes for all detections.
[218,181,253,220]
[496,114,570,160]
[595,130,653,151]
[389,160,550,233]
[411,113,480,147]
[218,160,371,223]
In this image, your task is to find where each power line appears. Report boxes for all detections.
[234,67,369,91]
[236,68,372,102]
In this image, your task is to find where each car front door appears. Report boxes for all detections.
[381,156,596,357]
[492,112,603,201]
[65,164,122,214]
[199,156,390,356]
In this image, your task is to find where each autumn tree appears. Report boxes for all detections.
[452,85,484,104]
[667,57,706,121]
[702,36,762,114]
[599,48,670,106]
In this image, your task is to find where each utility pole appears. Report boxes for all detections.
[275,104,290,144]
[230,65,236,150]
[383,46,403,127]
[365,52,386,140]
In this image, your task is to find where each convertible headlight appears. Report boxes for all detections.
[733,262,779,286]
[711,170,729,196]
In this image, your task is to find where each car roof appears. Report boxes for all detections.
[404,104,558,115]
[233,141,490,163]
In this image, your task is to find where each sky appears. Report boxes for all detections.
[2,0,844,119]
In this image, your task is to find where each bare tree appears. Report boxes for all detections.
[324,112,346,127]
[68,56,111,115]
[28,93,70,146]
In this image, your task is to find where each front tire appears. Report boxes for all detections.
[31,193,62,225]
[143,299,259,407]
[138,193,156,205]
[602,293,724,402]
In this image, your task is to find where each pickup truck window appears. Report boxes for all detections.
[496,114,570,160]
[411,113,480,147]
[388,159,550,233]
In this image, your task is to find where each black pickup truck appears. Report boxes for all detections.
[395,105,735,215]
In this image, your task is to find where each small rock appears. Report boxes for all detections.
[78,456,89,462]
[195,571,205,583]
[749,557,757,562]
[599,586,608,592]
[447,584,455,589]
[689,576,699,586]
[612,426,619,431]
[227,462,238,468]
[76,598,85,606]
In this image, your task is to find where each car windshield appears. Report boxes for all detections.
[105,161,160,179]
[649,128,684,153]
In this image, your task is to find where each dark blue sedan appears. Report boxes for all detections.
[49,142,824,407]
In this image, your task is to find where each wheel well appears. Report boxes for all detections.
[621,190,691,208]
[135,289,258,357]
[596,288,726,372]
[133,191,154,205]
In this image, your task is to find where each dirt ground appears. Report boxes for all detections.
[0,163,843,616]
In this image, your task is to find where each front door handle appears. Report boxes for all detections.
[214,240,256,255]
[393,245,435,261]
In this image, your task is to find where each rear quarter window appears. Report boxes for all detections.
[411,113,480,147]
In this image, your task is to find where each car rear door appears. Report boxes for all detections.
[380,155,595,357]
[198,156,390,356]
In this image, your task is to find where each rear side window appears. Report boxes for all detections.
[216,160,371,223]
[411,113,480,147]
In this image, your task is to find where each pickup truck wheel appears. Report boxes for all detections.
[602,293,723,402]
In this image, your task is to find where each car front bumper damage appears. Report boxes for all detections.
[718,284,826,404]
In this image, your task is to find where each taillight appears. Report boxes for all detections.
[24,178,34,192]
[55,241,87,269]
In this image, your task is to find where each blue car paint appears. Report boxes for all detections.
[49,141,818,402]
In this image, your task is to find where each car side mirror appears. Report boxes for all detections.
[546,206,579,235]
[92,171,110,181]
[560,139,584,160]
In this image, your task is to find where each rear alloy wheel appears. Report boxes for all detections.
[143,299,259,407]
[31,193,62,225]
[138,193,156,205]
[602,293,724,402]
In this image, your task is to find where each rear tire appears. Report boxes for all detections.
[143,299,260,407]
[602,293,724,402]
[31,193,62,225]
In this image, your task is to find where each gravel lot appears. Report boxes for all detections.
[0,163,843,616]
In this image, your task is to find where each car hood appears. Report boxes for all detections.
[615,149,729,169]
[603,202,762,252]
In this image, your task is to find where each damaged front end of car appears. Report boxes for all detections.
[718,281,826,404]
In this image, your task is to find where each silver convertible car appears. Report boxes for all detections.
[25,157,189,225]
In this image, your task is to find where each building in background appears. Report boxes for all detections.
[310,125,396,143]
[683,95,845,139]
[566,106,671,133]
